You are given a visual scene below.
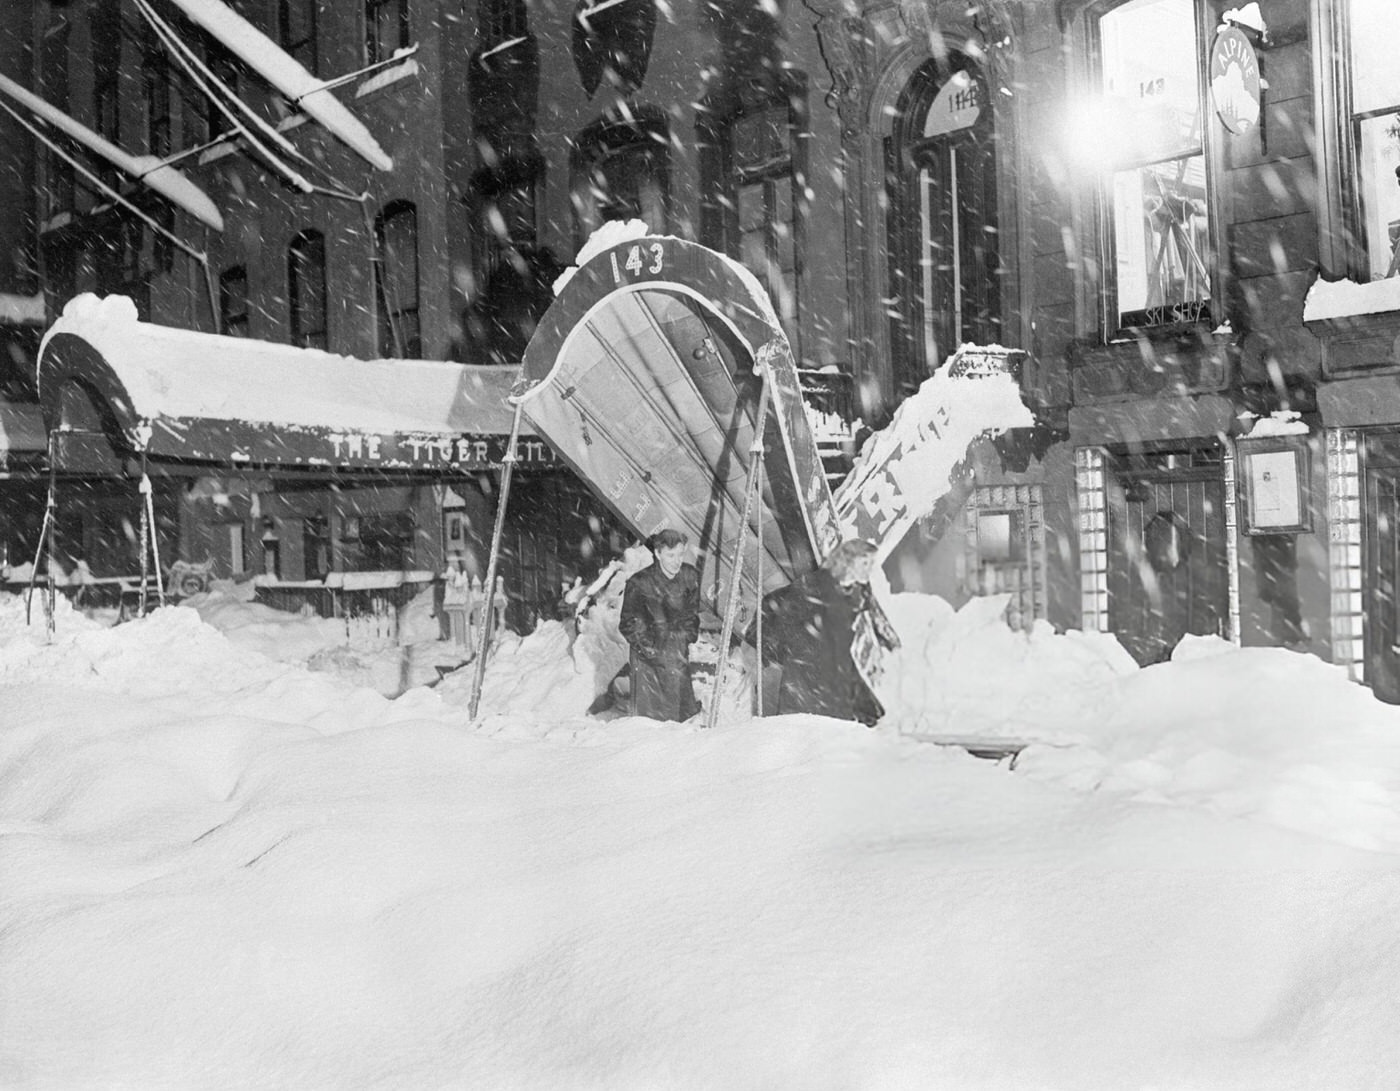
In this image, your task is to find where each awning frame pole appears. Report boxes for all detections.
[24,432,58,637]
[754,450,765,718]
[467,400,526,721]
[706,374,772,730]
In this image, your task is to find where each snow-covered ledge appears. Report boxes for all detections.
[1303,275,1400,324]
[1302,275,1400,375]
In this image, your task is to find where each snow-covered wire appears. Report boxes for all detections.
[0,98,206,265]
[137,0,368,203]
[134,0,318,194]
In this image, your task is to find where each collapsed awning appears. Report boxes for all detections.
[516,231,843,628]
[36,294,552,474]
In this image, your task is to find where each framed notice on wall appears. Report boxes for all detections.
[1238,435,1312,535]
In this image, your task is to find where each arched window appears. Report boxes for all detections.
[374,201,420,358]
[571,109,670,244]
[288,230,327,350]
[885,54,1000,395]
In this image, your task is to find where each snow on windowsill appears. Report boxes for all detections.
[1303,275,1400,325]
[355,57,420,100]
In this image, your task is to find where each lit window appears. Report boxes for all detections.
[375,202,420,357]
[1096,0,1212,329]
[1347,1,1400,279]
[289,230,328,350]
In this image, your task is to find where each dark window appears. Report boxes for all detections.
[144,38,172,158]
[466,157,553,365]
[480,0,527,40]
[375,201,420,357]
[288,230,328,349]
[572,110,670,245]
[366,0,410,66]
[885,55,1000,392]
[279,0,319,75]
[41,23,73,216]
[303,515,330,580]
[220,266,250,337]
[700,82,808,359]
[343,511,414,570]
[205,41,241,139]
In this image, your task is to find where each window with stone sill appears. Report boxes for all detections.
[1071,0,1222,337]
[571,111,671,245]
[1313,0,1400,287]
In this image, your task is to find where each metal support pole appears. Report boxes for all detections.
[468,401,526,721]
[138,456,151,617]
[706,377,771,730]
[142,470,167,608]
[754,451,765,718]
[25,434,58,635]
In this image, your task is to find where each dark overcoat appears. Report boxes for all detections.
[760,568,888,725]
[619,561,701,721]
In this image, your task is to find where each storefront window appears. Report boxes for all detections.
[1097,0,1212,329]
[1348,1,1400,279]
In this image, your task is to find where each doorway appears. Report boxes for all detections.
[1106,445,1229,665]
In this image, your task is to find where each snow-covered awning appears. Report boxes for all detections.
[37,294,551,473]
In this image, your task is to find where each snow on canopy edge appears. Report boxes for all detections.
[552,220,787,338]
[39,294,524,436]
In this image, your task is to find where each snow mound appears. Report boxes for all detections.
[876,592,1137,742]
[1018,644,1400,852]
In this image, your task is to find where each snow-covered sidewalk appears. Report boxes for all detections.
[4,592,1400,1088]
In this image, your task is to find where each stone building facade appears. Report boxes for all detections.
[13,0,1400,695]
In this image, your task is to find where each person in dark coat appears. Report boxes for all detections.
[760,539,899,725]
[619,529,702,722]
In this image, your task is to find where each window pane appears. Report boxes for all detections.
[1099,0,1201,164]
[1356,113,1400,279]
[1350,0,1400,115]
[1112,155,1211,321]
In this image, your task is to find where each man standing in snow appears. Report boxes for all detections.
[760,539,899,725]
[619,529,701,722]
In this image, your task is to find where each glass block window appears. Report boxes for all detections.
[1076,446,1111,631]
[1327,428,1365,680]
